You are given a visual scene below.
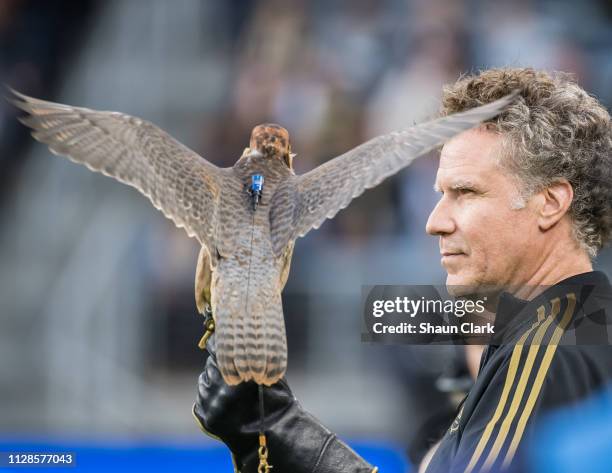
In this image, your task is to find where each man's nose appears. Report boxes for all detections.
[426,198,456,236]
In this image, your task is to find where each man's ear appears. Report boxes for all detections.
[538,180,574,231]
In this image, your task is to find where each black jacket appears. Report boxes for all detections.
[425,271,612,472]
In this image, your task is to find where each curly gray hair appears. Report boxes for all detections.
[441,67,612,257]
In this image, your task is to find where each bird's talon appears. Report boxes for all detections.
[198,309,216,350]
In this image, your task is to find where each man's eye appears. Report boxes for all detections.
[458,188,475,195]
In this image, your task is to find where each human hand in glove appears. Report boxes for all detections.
[193,322,378,473]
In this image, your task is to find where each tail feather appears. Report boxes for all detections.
[213,283,287,386]
[244,297,267,382]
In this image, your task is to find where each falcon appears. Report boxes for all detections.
[10,88,516,386]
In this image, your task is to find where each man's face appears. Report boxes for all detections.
[426,128,539,292]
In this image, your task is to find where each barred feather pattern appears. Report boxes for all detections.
[212,256,288,386]
[9,89,224,252]
[208,154,293,385]
[269,92,518,254]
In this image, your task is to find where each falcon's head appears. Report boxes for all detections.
[249,123,295,169]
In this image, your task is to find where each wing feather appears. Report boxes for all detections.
[270,92,518,254]
[10,89,224,250]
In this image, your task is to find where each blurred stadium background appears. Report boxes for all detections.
[0,1,611,472]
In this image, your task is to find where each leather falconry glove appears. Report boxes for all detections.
[193,314,378,473]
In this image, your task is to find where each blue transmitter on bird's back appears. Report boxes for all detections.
[249,174,264,210]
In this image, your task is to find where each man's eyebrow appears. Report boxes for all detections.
[450,179,477,190]
[433,179,478,193]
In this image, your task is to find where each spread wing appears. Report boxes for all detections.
[10,89,223,251]
[269,93,517,254]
